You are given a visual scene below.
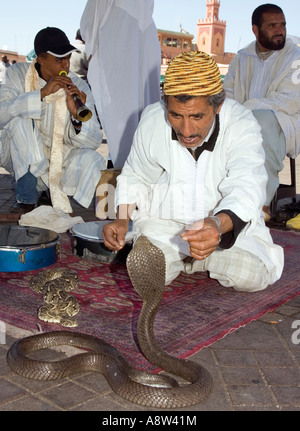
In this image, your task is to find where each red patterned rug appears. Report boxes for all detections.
[0,229,299,371]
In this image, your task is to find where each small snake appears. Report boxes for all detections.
[7,236,213,409]
[30,269,80,327]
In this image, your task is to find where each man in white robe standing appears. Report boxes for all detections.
[223,3,300,222]
[80,0,161,168]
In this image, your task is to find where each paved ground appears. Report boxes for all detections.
[0,155,299,412]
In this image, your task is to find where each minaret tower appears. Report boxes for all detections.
[196,0,226,57]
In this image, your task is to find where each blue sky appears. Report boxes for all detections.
[1,0,299,56]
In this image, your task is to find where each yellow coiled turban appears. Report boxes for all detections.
[163,51,223,96]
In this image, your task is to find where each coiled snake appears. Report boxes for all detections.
[7,236,213,409]
[30,269,80,327]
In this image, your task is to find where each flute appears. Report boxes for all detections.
[59,70,92,122]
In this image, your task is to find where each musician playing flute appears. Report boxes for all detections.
[0,27,105,215]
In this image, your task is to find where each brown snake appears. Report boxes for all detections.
[7,236,213,409]
[30,269,80,328]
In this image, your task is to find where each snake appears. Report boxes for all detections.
[30,269,80,328]
[7,236,213,409]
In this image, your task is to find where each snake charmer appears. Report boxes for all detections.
[103,51,284,292]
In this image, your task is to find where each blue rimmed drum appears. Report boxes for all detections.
[0,226,60,272]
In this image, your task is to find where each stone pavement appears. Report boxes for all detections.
[0,159,299,412]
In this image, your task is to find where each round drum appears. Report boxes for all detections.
[0,226,60,272]
[71,221,133,263]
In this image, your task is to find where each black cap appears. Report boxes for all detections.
[34,27,78,58]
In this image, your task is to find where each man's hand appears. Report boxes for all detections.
[102,220,129,251]
[181,218,221,260]
[181,213,233,261]
[41,75,87,120]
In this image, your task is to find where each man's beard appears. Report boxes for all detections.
[258,30,286,51]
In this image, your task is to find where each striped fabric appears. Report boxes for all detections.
[0,63,106,208]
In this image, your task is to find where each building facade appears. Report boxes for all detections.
[158,29,194,75]
[0,50,26,64]
[196,0,234,74]
[197,0,226,57]
[159,0,235,77]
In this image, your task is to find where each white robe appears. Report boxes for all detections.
[80,0,161,168]
[224,39,300,157]
[116,99,284,284]
[0,62,106,208]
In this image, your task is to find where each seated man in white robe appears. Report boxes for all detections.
[0,27,106,215]
[102,51,284,293]
[223,4,300,221]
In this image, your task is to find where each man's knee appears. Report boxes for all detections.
[2,116,31,134]
[1,117,37,151]
[207,249,270,292]
[223,274,269,292]
[252,109,285,151]
[252,109,278,128]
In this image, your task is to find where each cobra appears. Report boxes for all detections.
[7,236,213,409]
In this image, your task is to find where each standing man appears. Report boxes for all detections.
[0,27,106,215]
[103,51,284,292]
[80,0,161,168]
[70,29,89,81]
[0,55,11,84]
[223,4,300,221]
